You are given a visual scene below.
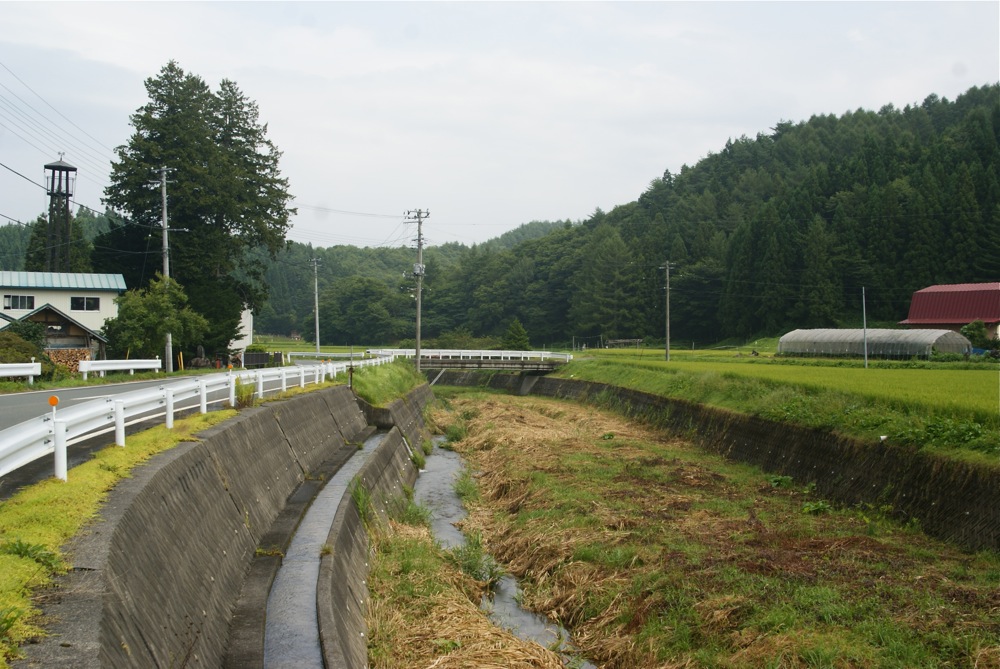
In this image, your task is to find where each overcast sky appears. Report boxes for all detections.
[1,2,997,249]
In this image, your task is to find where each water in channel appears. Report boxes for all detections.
[263,432,388,669]
[414,439,597,669]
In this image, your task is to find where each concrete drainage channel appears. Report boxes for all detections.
[13,381,597,669]
[263,432,388,668]
[14,385,429,669]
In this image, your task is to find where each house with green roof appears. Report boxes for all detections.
[1,271,127,358]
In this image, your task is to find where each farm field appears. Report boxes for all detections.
[556,351,1000,460]
[578,349,1000,416]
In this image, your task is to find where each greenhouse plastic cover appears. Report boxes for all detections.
[777,328,972,358]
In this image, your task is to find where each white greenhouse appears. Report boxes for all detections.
[777,329,972,359]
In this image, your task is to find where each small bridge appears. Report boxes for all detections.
[367,349,572,372]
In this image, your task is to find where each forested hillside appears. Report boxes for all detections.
[3,85,997,349]
[260,84,998,346]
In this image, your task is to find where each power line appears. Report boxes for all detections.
[0,59,116,154]
[0,159,44,189]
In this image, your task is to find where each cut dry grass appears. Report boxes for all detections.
[434,392,1000,669]
[366,520,566,668]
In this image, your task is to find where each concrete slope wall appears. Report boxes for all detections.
[317,426,420,669]
[16,385,371,669]
[359,383,434,452]
[434,371,999,552]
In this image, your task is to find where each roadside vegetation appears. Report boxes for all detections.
[428,390,1000,669]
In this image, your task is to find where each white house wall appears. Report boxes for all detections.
[2,287,119,332]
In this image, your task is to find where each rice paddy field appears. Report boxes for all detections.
[553,349,1000,462]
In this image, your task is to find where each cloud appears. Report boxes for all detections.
[1,1,997,248]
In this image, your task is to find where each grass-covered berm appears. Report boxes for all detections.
[407,389,999,669]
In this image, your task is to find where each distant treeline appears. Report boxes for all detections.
[255,84,999,345]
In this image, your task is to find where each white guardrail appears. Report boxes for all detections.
[366,348,573,362]
[79,358,162,380]
[0,356,394,482]
[0,361,42,385]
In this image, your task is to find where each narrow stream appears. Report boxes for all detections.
[414,439,597,669]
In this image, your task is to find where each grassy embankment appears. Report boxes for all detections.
[0,360,423,668]
[555,346,1000,463]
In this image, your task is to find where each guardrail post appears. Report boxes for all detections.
[166,388,175,429]
[280,368,287,393]
[54,421,67,481]
[228,371,236,407]
[299,366,306,388]
[256,371,264,399]
[314,366,321,385]
[115,400,126,447]
[199,379,208,414]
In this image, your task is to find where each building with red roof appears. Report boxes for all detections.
[900,283,1000,339]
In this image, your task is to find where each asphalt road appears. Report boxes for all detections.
[0,371,300,500]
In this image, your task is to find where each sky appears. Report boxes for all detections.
[1,2,997,250]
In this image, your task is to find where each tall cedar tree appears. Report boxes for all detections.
[95,61,293,355]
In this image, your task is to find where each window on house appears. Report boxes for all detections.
[3,294,34,310]
[70,296,101,311]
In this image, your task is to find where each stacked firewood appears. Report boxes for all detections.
[46,348,91,374]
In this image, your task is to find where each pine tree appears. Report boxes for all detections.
[97,61,293,354]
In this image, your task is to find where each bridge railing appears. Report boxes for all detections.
[366,348,573,363]
[0,356,393,483]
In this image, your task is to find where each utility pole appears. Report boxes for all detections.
[663,261,672,361]
[311,258,321,354]
[862,286,868,369]
[157,167,174,373]
[406,209,429,372]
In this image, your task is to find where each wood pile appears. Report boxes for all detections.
[46,348,91,374]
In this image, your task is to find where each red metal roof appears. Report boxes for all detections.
[901,282,1000,325]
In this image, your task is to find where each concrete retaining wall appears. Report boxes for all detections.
[14,384,394,669]
[317,427,420,668]
[359,383,434,453]
[434,371,1000,552]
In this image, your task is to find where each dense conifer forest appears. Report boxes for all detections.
[3,84,997,348]
[256,85,999,346]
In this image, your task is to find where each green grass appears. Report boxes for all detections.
[0,411,235,667]
[351,359,426,407]
[555,354,1000,460]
